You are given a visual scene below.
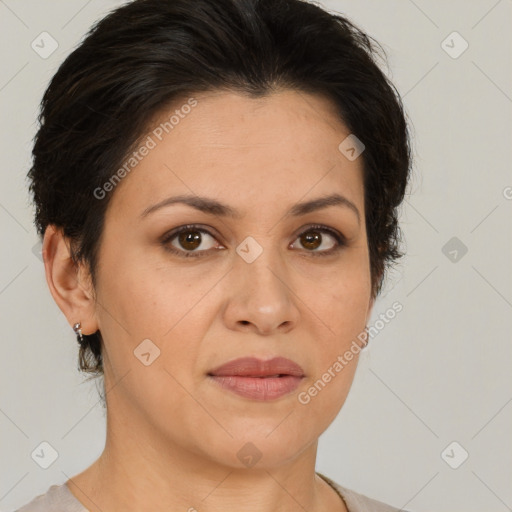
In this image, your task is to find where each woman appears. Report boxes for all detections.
[18,0,412,510]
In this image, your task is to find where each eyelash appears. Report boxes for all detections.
[161,223,347,259]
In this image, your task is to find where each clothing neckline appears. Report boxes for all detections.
[63,472,350,512]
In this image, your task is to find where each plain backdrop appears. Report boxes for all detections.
[1,1,511,511]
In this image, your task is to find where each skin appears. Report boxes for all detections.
[43,89,376,512]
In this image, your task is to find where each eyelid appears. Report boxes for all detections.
[291,223,346,244]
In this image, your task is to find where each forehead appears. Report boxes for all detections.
[106,89,364,220]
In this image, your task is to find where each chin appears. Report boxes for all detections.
[192,424,318,471]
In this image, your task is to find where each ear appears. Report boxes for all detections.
[42,225,99,336]
[366,273,382,324]
[367,295,375,323]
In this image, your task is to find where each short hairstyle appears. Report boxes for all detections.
[28,0,412,378]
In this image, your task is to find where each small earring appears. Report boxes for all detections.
[73,322,84,344]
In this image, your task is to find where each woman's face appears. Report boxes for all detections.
[90,89,373,468]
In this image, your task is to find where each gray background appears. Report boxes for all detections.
[1,1,511,511]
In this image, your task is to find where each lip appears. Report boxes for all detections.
[208,356,305,401]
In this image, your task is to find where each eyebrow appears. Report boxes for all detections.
[140,193,360,224]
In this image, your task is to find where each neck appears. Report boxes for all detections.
[65,405,346,512]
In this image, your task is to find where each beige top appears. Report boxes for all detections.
[15,472,409,512]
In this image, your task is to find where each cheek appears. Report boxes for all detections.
[94,254,207,423]
[95,249,214,386]
[296,358,358,441]
[96,245,192,338]
[304,262,371,341]
[295,284,367,424]
[297,264,370,402]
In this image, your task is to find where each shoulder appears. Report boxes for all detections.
[15,483,88,512]
[317,473,411,512]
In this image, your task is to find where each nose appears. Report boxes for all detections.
[221,242,300,336]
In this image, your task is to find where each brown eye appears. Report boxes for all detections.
[162,225,220,258]
[162,223,346,259]
[300,230,323,250]
[291,225,346,256]
[177,230,202,251]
